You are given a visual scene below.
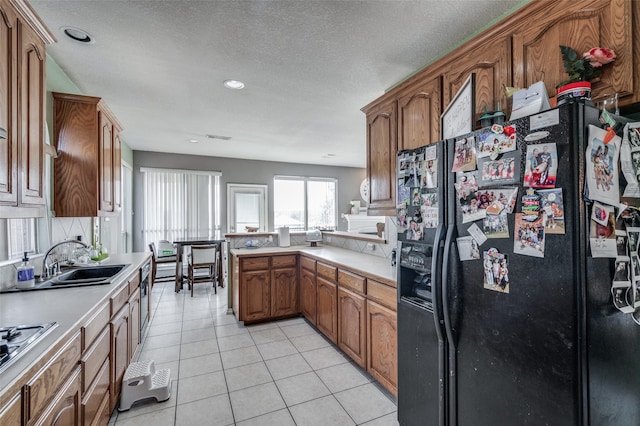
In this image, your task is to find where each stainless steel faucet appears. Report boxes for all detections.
[41,239,90,280]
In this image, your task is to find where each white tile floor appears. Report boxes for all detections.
[109,278,398,426]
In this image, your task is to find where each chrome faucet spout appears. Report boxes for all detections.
[41,239,90,279]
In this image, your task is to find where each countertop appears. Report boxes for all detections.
[231,245,397,287]
[0,252,151,397]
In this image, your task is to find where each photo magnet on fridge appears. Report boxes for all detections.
[585,124,621,206]
[523,143,558,188]
[451,136,477,172]
[483,248,509,293]
[537,188,565,235]
[476,124,517,159]
[457,236,480,261]
[620,123,640,198]
[477,151,520,187]
[513,213,546,258]
[421,146,438,189]
[589,211,618,258]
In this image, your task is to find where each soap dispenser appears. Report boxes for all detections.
[16,252,35,289]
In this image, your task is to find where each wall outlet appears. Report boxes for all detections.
[367,243,376,251]
[327,236,332,243]
[268,235,273,243]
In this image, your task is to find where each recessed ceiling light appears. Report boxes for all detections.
[188,139,199,143]
[61,26,94,44]
[223,80,245,90]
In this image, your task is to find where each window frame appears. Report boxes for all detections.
[273,175,338,231]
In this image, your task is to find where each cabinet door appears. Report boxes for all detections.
[113,129,122,212]
[98,110,113,213]
[17,18,45,206]
[33,366,82,426]
[0,393,21,426]
[365,99,397,216]
[338,287,366,368]
[512,0,632,101]
[241,269,271,322]
[110,303,129,412]
[0,0,17,205]
[442,37,511,126]
[271,266,298,318]
[397,76,441,150]
[367,300,397,396]
[300,267,317,325]
[129,288,141,361]
[316,277,337,344]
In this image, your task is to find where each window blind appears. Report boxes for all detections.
[141,168,220,247]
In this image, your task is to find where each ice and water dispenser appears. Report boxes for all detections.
[398,241,434,310]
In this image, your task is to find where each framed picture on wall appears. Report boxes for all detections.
[441,73,475,140]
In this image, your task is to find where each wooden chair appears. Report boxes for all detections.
[187,245,217,297]
[148,242,177,285]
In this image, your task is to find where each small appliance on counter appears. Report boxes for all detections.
[306,229,322,247]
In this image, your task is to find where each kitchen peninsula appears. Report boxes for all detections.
[0,253,151,426]
[231,244,398,395]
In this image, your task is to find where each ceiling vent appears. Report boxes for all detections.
[206,134,232,141]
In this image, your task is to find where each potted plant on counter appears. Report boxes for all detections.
[556,45,616,105]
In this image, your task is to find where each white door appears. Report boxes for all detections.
[227,184,268,233]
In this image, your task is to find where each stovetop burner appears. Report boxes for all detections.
[0,322,57,373]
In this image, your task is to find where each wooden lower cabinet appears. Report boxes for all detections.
[32,366,82,426]
[367,300,398,396]
[128,289,141,360]
[235,255,299,323]
[241,269,271,322]
[110,303,130,412]
[271,266,298,317]
[300,267,317,325]
[316,277,338,344]
[0,393,21,426]
[338,287,366,368]
[81,358,110,426]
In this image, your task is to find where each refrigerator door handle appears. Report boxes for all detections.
[441,223,457,426]
[431,222,448,426]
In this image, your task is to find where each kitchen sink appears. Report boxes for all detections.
[1,264,130,292]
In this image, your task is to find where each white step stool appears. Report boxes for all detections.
[118,360,171,411]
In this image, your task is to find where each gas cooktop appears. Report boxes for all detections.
[0,322,57,373]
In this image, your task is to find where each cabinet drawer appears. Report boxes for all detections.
[82,359,110,426]
[81,326,110,393]
[110,283,130,317]
[317,262,337,282]
[300,256,316,272]
[128,271,141,295]
[338,270,366,295]
[26,331,82,420]
[272,255,296,268]
[242,257,269,271]
[367,279,397,311]
[82,302,110,352]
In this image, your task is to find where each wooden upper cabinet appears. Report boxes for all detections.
[364,98,397,216]
[397,75,441,150]
[442,37,511,128]
[512,0,633,102]
[99,111,114,212]
[53,92,123,217]
[0,0,53,216]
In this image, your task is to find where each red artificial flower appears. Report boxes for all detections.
[583,47,616,68]
[502,125,516,137]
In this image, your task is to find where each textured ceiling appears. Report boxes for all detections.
[30,0,527,168]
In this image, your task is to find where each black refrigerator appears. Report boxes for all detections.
[397,103,640,426]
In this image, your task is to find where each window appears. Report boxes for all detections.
[274,176,337,231]
[141,168,220,248]
[7,218,37,259]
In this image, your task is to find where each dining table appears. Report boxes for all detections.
[173,236,225,293]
